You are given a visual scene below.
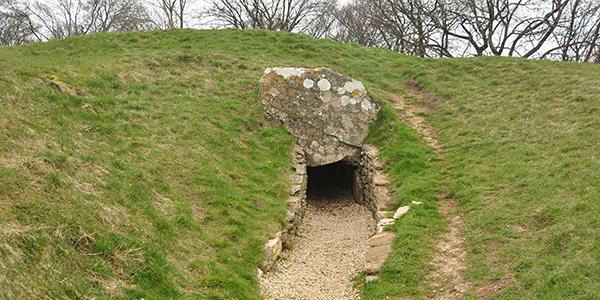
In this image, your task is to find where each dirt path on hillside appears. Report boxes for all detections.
[428,197,470,299]
[389,88,470,299]
[259,196,375,300]
[389,91,440,151]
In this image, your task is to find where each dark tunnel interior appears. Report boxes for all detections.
[306,160,357,199]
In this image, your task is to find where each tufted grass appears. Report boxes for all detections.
[0,29,599,299]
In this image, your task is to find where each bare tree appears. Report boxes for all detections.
[150,0,192,29]
[330,0,600,60]
[0,0,152,43]
[542,0,600,62]
[331,0,454,57]
[29,0,94,39]
[301,0,337,38]
[89,0,153,32]
[427,0,571,57]
[2,0,599,63]
[370,0,440,57]
[592,42,600,62]
[334,0,386,47]
[204,0,323,32]
[0,0,38,45]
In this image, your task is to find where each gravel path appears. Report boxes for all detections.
[260,196,376,300]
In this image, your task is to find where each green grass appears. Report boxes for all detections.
[0,29,599,299]
[416,57,600,299]
[359,105,443,299]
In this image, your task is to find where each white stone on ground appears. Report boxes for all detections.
[393,205,410,219]
[260,196,375,300]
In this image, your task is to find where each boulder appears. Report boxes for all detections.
[260,67,379,166]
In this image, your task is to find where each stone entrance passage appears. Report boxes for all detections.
[258,67,395,299]
[307,160,357,199]
[260,161,375,300]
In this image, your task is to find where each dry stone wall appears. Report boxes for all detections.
[355,145,394,220]
[355,145,413,274]
[260,145,307,273]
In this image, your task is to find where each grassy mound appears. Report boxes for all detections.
[0,29,598,299]
[419,57,600,299]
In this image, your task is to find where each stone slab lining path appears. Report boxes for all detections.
[259,196,376,300]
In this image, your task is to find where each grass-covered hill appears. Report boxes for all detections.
[0,29,598,299]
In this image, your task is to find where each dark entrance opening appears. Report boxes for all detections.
[306,160,357,200]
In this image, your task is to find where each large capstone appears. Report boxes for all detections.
[260,67,379,166]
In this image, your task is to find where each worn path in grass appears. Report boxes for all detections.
[389,88,470,299]
[259,196,375,300]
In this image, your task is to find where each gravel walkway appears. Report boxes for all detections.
[260,196,376,300]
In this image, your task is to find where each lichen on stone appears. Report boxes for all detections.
[303,78,315,89]
[260,67,379,166]
[269,67,306,79]
[317,79,331,91]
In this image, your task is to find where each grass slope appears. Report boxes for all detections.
[417,58,600,299]
[0,29,598,299]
